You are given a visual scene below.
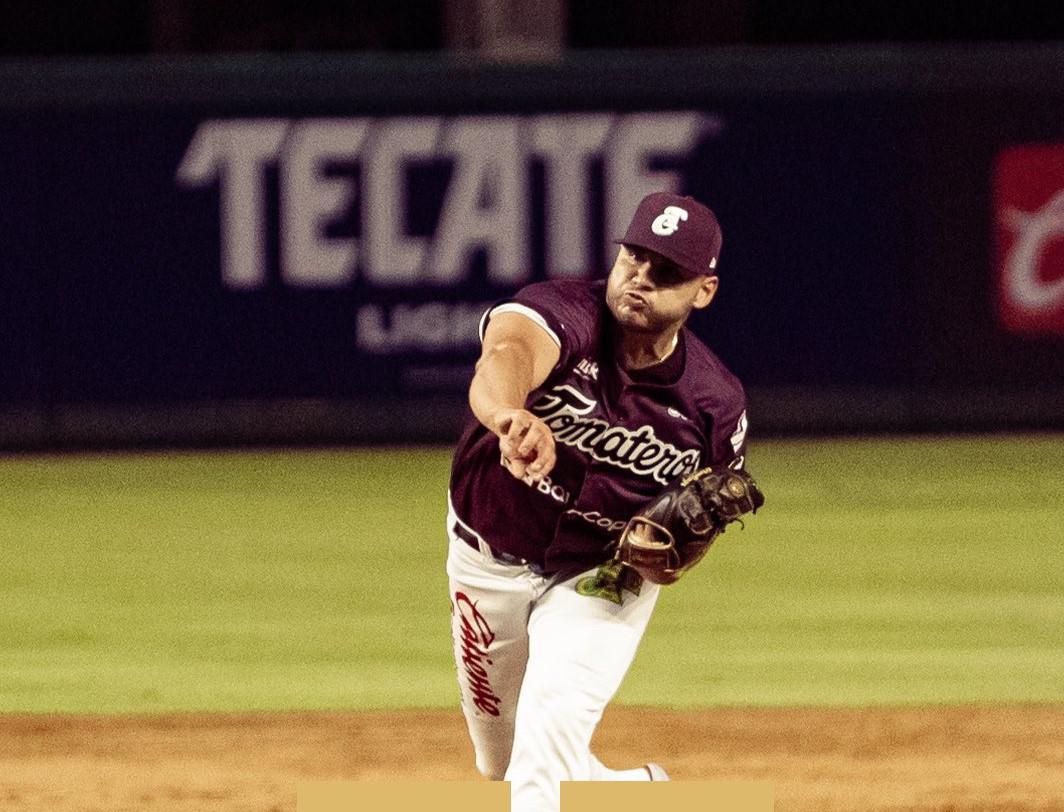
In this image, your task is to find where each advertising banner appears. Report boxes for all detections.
[994,144,1064,336]
[0,103,913,409]
[1,54,1062,443]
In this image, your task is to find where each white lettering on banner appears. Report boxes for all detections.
[175,119,289,289]
[1001,190,1064,311]
[430,117,526,285]
[356,301,491,353]
[530,114,613,277]
[281,119,370,287]
[362,118,442,285]
[176,112,720,290]
[605,113,709,265]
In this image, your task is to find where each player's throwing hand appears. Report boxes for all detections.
[493,408,556,481]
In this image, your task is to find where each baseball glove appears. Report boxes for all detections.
[615,465,764,585]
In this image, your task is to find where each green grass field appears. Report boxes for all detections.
[1,434,1062,714]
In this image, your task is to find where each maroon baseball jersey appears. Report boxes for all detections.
[449,279,749,576]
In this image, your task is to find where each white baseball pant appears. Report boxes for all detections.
[446,507,661,812]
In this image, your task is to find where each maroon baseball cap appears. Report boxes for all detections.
[616,191,722,276]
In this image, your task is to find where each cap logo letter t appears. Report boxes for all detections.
[651,205,689,236]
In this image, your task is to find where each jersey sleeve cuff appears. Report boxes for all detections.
[479,302,562,347]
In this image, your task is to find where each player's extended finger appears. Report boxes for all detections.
[500,414,529,449]
[503,420,530,451]
[503,454,530,480]
[498,434,517,459]
[493,407,525,438]
[526,438,556,479]
[502,412,527,438]
[515,420,547,458]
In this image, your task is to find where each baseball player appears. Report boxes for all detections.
[446,191,752,812]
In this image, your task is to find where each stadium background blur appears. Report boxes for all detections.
[2,1,1062,56]
[1,5,1062,810]
[3,2,1064,449]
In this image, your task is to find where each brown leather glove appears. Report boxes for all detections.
[615,465,765,585]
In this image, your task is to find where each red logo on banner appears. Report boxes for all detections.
[994,145,1064,335]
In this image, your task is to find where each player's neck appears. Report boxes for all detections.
[619,330,679,370]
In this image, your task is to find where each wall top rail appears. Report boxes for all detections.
[3,44,1064,110]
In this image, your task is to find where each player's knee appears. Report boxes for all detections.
[535,686,597,730]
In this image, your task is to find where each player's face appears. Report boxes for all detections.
[605,245,718,334]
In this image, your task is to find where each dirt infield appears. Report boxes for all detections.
[2,705,1062,811]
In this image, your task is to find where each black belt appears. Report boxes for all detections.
[453,522,542,572]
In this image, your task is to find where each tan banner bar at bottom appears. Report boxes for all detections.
[298,779,774,811]
[564,779,774,810]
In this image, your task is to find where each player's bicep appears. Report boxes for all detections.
[479,310,562,390]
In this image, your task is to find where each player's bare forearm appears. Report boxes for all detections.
[469,340,536,429]
[471,313,560,480]
[469,342,556,480]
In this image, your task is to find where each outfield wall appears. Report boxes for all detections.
[2,46,1063,448]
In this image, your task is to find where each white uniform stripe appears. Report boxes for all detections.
[480,303,562,347]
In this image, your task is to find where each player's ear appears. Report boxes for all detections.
[691,275,719,309]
